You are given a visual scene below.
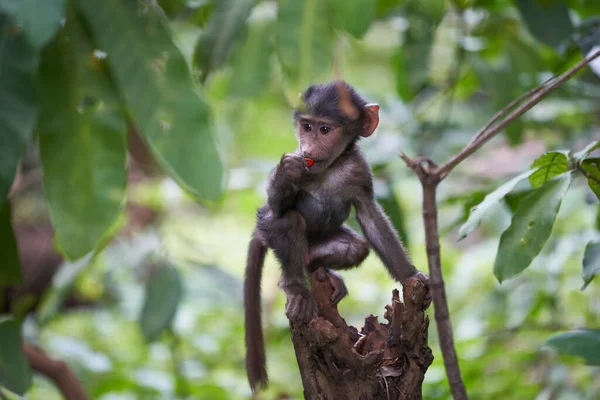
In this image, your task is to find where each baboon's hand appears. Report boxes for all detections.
[283,284,317,324]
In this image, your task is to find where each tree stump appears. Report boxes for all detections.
[290,268,433,400]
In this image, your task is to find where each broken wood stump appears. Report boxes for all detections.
[290,268,433,400]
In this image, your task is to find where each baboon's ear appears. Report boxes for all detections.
[360,104,380,137]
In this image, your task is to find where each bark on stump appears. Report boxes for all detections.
[290,268,433,400]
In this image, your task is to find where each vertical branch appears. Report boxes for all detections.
[400,49,600,399]
[421,182,467,400]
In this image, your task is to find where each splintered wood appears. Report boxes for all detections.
[289,268,433,400]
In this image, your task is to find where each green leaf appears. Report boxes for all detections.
[529,151,570,189]
[77,0,224,201]
[139,265,183,342]
[276,0,334,88]
[504,189,533,214]
[545,329,600,365]
[193,0,255,81]
[574,140,600,161]
[228,21,273,98]
[516,0,574,48]
[332,0,375,38]
[0,318,32,395]
[0,14,39,203]
[0,202,21,285]
[37,23,127,260]
[440,190,487,235]
[0,0,65,48]
[582,241,600,290]
[494,173,572,282]
[393,47,413,102]
[39,111,126,259]
[581,158,600,200]
[458,169,536,241]
[375,0,405,17]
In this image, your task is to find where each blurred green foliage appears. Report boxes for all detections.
[1,0,600,399]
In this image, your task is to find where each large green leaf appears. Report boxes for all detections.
[581,157,600,200]
[37,23,127,260]
[139,264,183,342]
[228,21,273,98]
[494,173,572,282]
[39,111,126,259]
[516,0,574,48]
[77,0,224,201]
[458,169,536,241]
[582,241,600,291]
[332,0,375,38]
[0,14,39,203]
[0,318,32,395]
[0,202,21,285]
[504,189,533,214]
[276,0,334,88]
[545,329,600,365]
[193,0,255,81]
[0,0,65,48]
[529,151,570,188]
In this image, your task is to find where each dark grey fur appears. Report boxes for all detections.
[244,81,425,393]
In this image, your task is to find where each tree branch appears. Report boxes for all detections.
[400,50,600,400]
[437,49,600,179]
[23,343,89,400]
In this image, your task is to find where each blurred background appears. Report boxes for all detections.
[2,0,600,399]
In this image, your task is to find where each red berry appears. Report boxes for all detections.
[305,158,314,167]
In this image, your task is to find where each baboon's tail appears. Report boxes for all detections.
[244,234,268,392]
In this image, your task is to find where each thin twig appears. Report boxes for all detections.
[437,49,600,179]
[465,75,555,147]
[23,343,89,400]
